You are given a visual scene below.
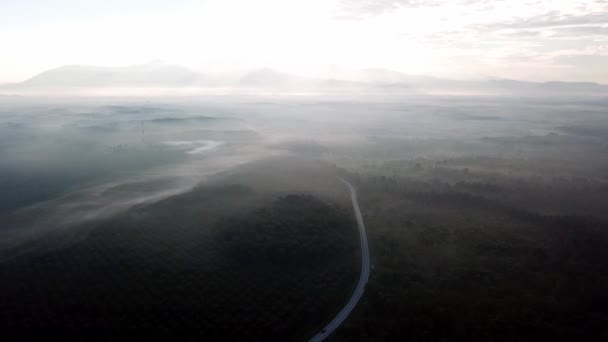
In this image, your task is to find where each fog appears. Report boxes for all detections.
[2,93,607,258]
[2,88,608,341]
[0,98,275,256]
[3,0,608,338]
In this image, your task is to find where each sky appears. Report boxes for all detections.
[1,0,607,83]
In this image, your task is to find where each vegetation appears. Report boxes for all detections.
[333,169,608,341]
[0,185,358,341]
[3,97,608,341]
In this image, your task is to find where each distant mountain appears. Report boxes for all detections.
[540,81,607,92]
[1,63,607,96]
[328,68,440,85]
[481,79,608,94]
[381,77,608,95]
[11,62,210,89]
[331,69,608,94]
[238,68,311,88]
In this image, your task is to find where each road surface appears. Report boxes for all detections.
[309,178,371,342]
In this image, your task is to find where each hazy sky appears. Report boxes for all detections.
[1,0,607,83]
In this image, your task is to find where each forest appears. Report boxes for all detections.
[333,158,608,341]
[1,96,607,340]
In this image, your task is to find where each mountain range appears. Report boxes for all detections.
[2,62,607,96]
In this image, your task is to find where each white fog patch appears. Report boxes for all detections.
[0,144,277,260]
[163,140,224,155]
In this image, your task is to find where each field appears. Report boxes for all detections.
[0,157,359,340]
[1,96,608,340]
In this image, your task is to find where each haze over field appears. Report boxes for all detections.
[2,0,608,341]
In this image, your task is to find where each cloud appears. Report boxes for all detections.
[339,0,510,17]
[483,12,608,30]
[556,54,608,66]
[2,0,608,83]
[340,0,430,16]
[546,25,608,37]
[336,0,608,81]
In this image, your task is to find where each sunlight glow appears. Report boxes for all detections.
[1,0,607,82]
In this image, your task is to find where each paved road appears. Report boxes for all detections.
[309,178,371,342]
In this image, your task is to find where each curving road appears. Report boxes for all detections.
[309,178,371,342]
